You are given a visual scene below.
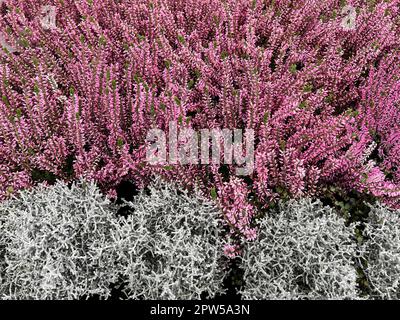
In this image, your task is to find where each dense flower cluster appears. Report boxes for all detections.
[1,0,400,241]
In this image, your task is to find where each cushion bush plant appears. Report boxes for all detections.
[361,203,400,300]
[0,178,227,300]
[115,178,227,300]
[0,180,121,300]
[239,198,359,300]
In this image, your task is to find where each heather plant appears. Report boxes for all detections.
[115,178,227,300]
[0,180,120,300]
[240,198,359,300]
[0,0,400,242]
[357,54,400,208]
[361,203,400,300]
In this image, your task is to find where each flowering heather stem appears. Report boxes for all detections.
[0,0,399,239]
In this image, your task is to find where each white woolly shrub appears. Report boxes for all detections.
[0,180,120,300]
[115,179,226,300]
[240,198,359,300]
[0,226,5,295]
[362,203,400,300]
[0,178,226,300]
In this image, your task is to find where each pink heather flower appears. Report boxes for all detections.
[218,177,257,240]
[223,243,241,259]
[0,0,399,241]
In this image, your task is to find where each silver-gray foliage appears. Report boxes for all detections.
[362,203,400,300]
[0,179,226,300]
[115,179,226,300]
[240,198,359,300]
[0,180,120,300]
